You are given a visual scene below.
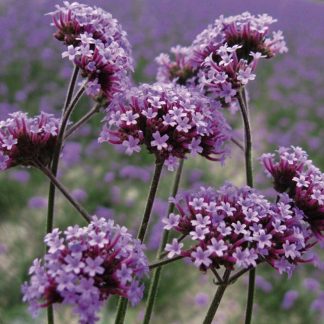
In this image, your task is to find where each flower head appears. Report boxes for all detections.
[163,184,314,275]
[155,46,197,86]
[22,216,149,323]
[260,146,324,239]
[190,12,287,107]
[0,112,59,170]
[99,83,231,168]
[48,2,133,101]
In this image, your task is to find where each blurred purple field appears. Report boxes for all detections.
[0,0,323,323]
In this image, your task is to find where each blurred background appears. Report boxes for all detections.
[0,0,323,323]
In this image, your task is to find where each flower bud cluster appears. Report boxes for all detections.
[156,12,287,108]
[48,1,133,101]
[99,83,231,170]
[22,216,149,324]
[0,112,60,170]
[261,146,324,239]
[163,184,313,276]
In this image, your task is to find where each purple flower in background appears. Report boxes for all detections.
[22,216,149,323]
[9,170,30,183]
[48,1,133,102]
[261,146,324,239]
[0,112,59,170]
[163,184,315,274]
[303,278,320,293]
[281,290,299,309]
[99,83,231,168]
[194,292,209,307]
[255,275,272,293]
[71,188,88,202]
[28,196,47,209]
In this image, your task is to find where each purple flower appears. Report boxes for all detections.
[164,184,315,274]
[281,290,299,310]
[99,83,230,165]
[151,131,169,151]
[0,112,60,170]
[191,247,212,268]
[48,2,133,102]
[157,12,287,109]
[207,238,228,257]
[165,239,183,258]
[84,257,104,277]
[22,216,149,323]
[260,146,324,239]
[122,135,141,156]
[162,213,180,230]
[28,196,47,209]
[194,292,209,307]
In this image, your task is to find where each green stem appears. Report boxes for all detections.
[46,66,79,235]
[64,103,101,139]
[237,88,255,324]
[115,159,165,324]
[143,159,184,324]
[203,270,231,324]
[149,255,185,270]
[45,66,79,324]
[47,305,54,324]
[237,89,253,187]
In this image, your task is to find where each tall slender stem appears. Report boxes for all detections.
[137,159,165,242]
[203,270,231,324]
[237,88,255,324]
[45,66,79,324]
[46,66,80,235]
[237,89,253,187]
[64,103,101,140]
[143,159,184,324]
[115,159,165,324]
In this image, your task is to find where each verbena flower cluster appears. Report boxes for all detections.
[0,112,59,170]
[156,12,287,108]
[261,146,324,239]
[99,83,231,170]
[22,216,149,324]
[48,1,133,101]
[163,184,313,276]
[156,46,196,86]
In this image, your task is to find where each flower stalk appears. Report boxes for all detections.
[237,88,255,324]
[114,158,165,324]
[64,103,102,139]
[45,65,80,324]
[149,255,185,270]
[143,159,184,324]
[203,270,231,324]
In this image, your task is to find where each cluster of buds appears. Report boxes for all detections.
[163,184,314,276]
[22,216,149,324]
[156,46,196,86]
[98,82,231,170]
[261,146,324,239]
[156,12,287,107]
[48,1,133,101]
[0,112,60,170]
